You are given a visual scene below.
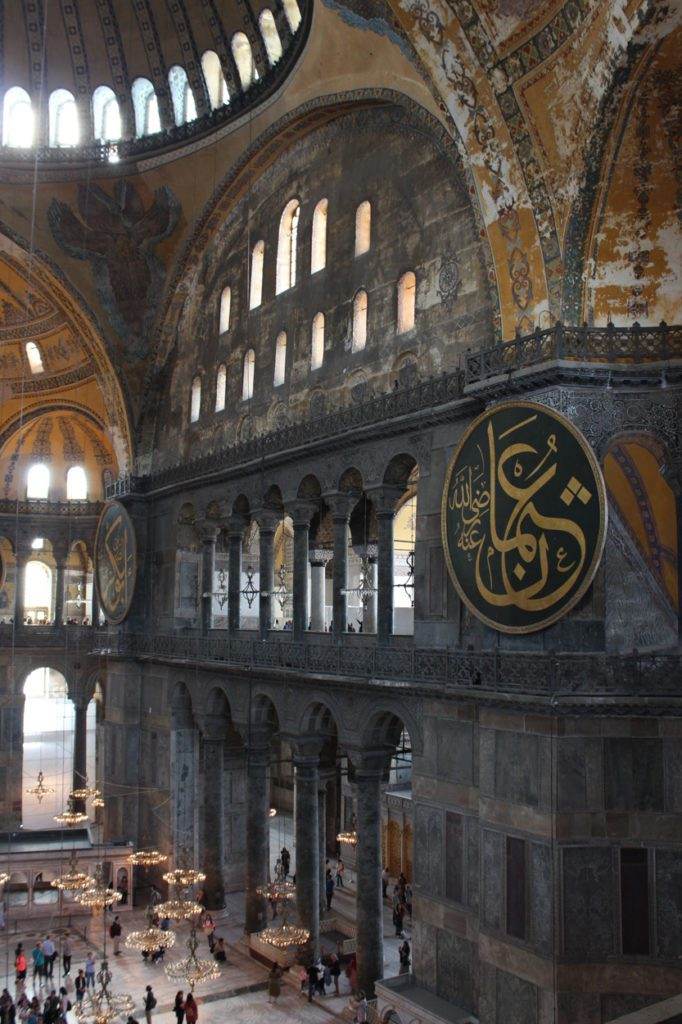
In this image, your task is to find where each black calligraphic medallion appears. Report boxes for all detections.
[94,500,137,624]
[441,401,607,634]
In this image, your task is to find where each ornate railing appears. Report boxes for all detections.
[0,499,103,516]
[0,624,96,645]
[91,631,681,699]
[464,321,681,385]
[107,322,681,500]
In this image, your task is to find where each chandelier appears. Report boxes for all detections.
[75,864,122,910]
[336,830,359,846]
[202,567,228,611]
[129,849,168,867]
[51,852,92,892]
[401,549,415,606]
[260,900,310,950]
[71,779,101,801]
[26,769,54,804]
[341,555,376,606]
[165,927,220,991]
[74,957,134,1024]
[240,566,259,608]
[162,868,206,888]
[125,906,176,954]
[66,582,87,608]
[92,795,105,809]
[155,894,203,921]
[269,807,277,818]
[54,798,88,828]
[255,880,296,903]
[271,563,289,610]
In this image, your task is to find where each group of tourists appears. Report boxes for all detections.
[200,912,227,963]
[298,952,343,1001]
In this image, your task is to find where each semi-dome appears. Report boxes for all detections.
[0,0,309,166]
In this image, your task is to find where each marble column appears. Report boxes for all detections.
[199,723,225,909]
[257,512,277,638]
[329,496,352,638]
[354,751,387,998]
[170,714,197,867]
[291,506,314,640]
[72,701,88,805]
[374,489,400,644]
[227,517,244,634]
[294,746,320,956]
[200,526,219,636]
[245,742,270,934]
[318,778,327,916]
[54,559,66,626]
[14,551,28,621]
[91,584,101,627]
[309,550,332,632]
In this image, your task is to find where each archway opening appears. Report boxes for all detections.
[22,668,74,829]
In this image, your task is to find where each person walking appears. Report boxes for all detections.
[74,971,86,1007]
[267,964,282,1004]
[110,917,123,955]
[173,991,185,1024]
[184,993,198,1024]
[306,962,317,1003]
[335,859,344,887]
[85,953,96,989]
[30,943,44,985]
[42,937,55,981]
[355,991,368,1023]
[393,900,405,938]
[14,946,26,988]
[329,952,341,995]
[61,934,72,976]
[399,939,411,974]
[143,985,156,1024]
[325,871,335,911]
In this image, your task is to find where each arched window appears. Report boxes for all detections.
[250,240,265,309]
[311,312,324,370]
[219,286,232,333]
[283,0,302,31]
[66,465,88,500]
[48,89,79,147]
[132,78,160,137]
[242,349,255,400]
[397,271,416,334]
[355,200,371,257]
[26,463,50,500]
[190,376,202,423]
[232,33,255,89]
[92,86,121,141]
[274,332,287,386]
[215,364,227,412]
[3,87,34,147]
[311,198,328,275]
[276,200,300,295]
[259,10,283,65]
[352,290,368,351]
[25,342,44,374]
[202,51,229,109]
[168,65,197,126]
[24,565,53,623]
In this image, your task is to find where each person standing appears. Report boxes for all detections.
[173,991,185,1024]
[381,867,389,899]
[84,953,96,989]
[15,945,26,988]
[42,937,55,980]
[184,993,198,1024]
[30,942,44,985]
[335,859,344,888]
[110,916,122,955]
[267,964,282,1004]
[399,939,411,974]
[143,985,156,1024]
[329,952,341,995]
[62,934,72,976]
[280,846,290,878]
[325,871,335,911]
[74,971,86,1007]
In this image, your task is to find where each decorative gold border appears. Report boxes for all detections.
[440,400,608,635]
[94,500,137,626]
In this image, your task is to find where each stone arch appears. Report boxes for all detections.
[360,702,423,757]
[298,697,342,739]
[297,474,322,502]
[338,466,364,495]
[169,680,194,727]
[383,452,418,490]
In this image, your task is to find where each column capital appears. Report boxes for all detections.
[325,492,356,521]
[309,547,333,567]
[353,542,378,562]
[254,508,280,534]
[366,484,403,516]
[227,514,247,538]
[290,734,325,767]
[196,715,227,742]
[197,521,221,545]
[289,502,318,528]
[347,746,392,777]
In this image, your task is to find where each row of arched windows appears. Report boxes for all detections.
[1,2,302,148]
[189,271,417,422]
[26,464,88,501]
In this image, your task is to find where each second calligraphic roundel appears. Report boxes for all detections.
[441,401,607,634]
[94,500,137,625]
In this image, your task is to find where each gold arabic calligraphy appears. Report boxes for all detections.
[449,414,589,614]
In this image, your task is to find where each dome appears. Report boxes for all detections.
[0,0,309,166]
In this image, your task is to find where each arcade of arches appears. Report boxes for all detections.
[0,2,680,1023]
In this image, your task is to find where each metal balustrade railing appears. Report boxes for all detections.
[0,498,103,516]
[89,630,681,699]
[106,322,681,500]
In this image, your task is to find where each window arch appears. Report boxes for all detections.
[242,349,255,400]
[25,342,44,374]
[168,65,197,126]
[352,290,368,351]
[397,271,416,334]
[92,86,121,141]
[66,466,88,500]
[190,376,202,423]
[48,89,79,147]
[250,240,265,309]
[202,51,229,109]
[259,10,283,65]
[355,200,371,257]
[26,463,50,500]
[274,332,287,386]
[3,87,34,147]
[219,286,232,333]
[283,0,302,31]
[215,364,227,412]
[132,78,160,137]
[276,199,300,295]
[311,199,328,275]
[232,33,255,89]
[311,312,325,370]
